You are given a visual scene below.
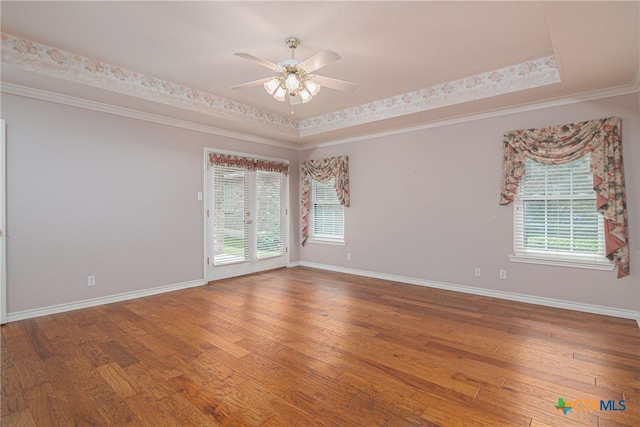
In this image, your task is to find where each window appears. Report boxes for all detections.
[308,178,344,244]
[510,155,611,269]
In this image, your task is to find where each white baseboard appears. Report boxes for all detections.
[6,279,207,322]
[7,264,639,329]
[297,261,640,325]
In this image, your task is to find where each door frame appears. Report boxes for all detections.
[203,148,290,282]
[1,120,7,324]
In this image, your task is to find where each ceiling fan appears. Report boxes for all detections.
[231,37,357,106]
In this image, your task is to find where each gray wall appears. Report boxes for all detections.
[300,93,639,312]
[3,91,638,317]
[3,93,299,313]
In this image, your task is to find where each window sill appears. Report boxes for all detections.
[305,237,346,247]
[508,254,614,271]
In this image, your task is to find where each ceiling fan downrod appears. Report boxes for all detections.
[286,37,300,59]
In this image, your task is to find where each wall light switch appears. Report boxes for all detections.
[197,192,203,201]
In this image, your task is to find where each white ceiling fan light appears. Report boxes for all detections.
[299,88,312,103]
[232,37,356,107]
[285,72,300,91]
[264,78,280,95]
[273,86,286,102]
[304,80,321,97]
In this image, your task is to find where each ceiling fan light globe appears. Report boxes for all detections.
[305,80,321,96]
[273,86,287,101]
[285,73,300,91]
[289,93,303,105]
[299,88,312,103]
[264,78,280,94]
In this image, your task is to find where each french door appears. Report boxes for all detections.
[206,155,288,281]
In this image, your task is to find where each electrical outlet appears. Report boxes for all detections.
[474,267,481,277]
[88,275,96,286]
[347,252,352,261]
[499,270,507,280]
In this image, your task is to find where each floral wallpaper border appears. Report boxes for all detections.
[1,33,298,137]
[298,56,560,136]
[1,33,560,139]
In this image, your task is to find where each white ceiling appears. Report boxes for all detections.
[1,1,638,146]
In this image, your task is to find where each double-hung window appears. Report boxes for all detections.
[510,154,612,269]
[308,178,344,244]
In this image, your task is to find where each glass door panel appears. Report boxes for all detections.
[207,161,287,281]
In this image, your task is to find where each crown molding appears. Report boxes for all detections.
[2,32,564,140]
[1,32,299,137]
[0,82,301,150]
[3,32,636,150]
[301,83,640,150]
[5,81,637,154]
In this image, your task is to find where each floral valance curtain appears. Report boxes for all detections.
[209,153,289,175]
[301,156,350,246]
[500,117,629,278]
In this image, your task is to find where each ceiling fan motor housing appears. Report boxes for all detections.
[285,37,300,50]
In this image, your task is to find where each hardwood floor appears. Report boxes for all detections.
[1,267,639,426]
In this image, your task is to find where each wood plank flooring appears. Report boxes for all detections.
[1,266,639,426]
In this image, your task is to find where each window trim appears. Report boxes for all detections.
[508,254,614,271]
[305,236,346,246]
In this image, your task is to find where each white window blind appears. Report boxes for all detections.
[310,178,344,241]
[513,155,608,265]
[212,166,249,265]
[256,170,286,259]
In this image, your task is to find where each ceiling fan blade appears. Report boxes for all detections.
[231,77,273,90]
[298,50,341,73]
[235,52,281,71]
[312,75,358,92]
